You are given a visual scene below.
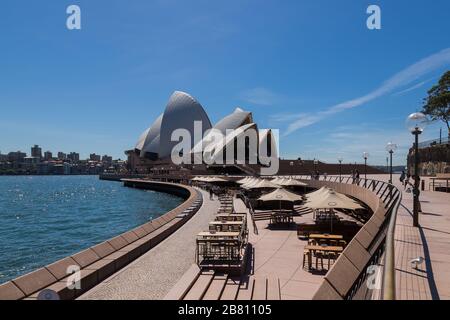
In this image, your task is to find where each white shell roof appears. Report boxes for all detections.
[158,91,212,159]
[212,108,253,135]
[135,127,151,151]
[140,113,163,156]
[204,122,258,163]
[191,108,253,156]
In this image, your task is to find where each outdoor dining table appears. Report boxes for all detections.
[304,245,344,270]
[309,234,343,240]
[215,214,246,221]
[197,231,240,239]
[210,221,243,225]
[209,220,244,232]
[270,212,294,225]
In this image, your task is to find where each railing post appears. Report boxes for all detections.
[382,192,401,300]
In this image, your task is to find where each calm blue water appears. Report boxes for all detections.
[0,175,183,284]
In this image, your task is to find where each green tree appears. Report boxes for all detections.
[422,70,450,139]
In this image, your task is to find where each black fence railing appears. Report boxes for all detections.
[418,136,449,148]
[289,174,402,300]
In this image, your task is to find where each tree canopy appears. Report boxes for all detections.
[422,71,450,137]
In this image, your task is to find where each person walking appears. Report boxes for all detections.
[209,187,214,200]
[405,172,411,189]
[355,170,360,184]
[399,170,406,185]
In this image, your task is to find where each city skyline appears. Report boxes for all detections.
[0,145,120,162]
[1,1,450,165]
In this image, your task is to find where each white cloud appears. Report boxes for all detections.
[392,80,429,96]
[279,48,450,136]
[240,87,280,106]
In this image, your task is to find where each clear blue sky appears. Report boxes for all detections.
[1,0,449,165]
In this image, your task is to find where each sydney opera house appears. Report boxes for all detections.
[126,91,278,175]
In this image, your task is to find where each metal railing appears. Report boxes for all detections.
[418,136,449,148]
[237,192,259,235]
[289,174,402,300]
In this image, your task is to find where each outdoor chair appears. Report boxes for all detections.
[314,251,324,270]
[326,251,340,269]
[302,249,310,269]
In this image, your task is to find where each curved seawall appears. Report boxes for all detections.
[0,179,203,300]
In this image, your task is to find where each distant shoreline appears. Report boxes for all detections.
[0,173,101,177]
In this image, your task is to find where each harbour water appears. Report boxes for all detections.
[0,175,183,284]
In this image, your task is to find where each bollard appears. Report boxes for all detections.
[421,179,425,191]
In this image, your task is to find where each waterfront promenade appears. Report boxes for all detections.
[79,175,450,300]
[79,188,219,300]
[236,198,324,300]
[384,175,450,300]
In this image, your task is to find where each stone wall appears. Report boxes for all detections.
[407,144,450,175]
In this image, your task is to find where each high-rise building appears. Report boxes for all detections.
[57,152,67,160]
[31,145,42,159]
[68,152,80,162]
[90,153,101,162]
[0,152,7,162]
[8,151,26,163]
[102,155,113,164]
[44,151,53,161]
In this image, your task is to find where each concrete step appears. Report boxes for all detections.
[236,277,254,300]
[266,276,281,300]
[252,277,267,300]
[183,270,214,300]
[202,273,228,300]
[163,264,200,300]
[220,277,241,300]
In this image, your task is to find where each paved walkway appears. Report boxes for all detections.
[368,174,450,300]
[235,198,325,300]
[79,188,219,300]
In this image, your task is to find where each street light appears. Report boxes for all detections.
[362,152,369,187]
[386,142,397,184]
[338,156,343,182]
[406,112,428,227]
[313,159,319,179]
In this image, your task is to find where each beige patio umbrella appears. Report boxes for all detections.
[305,187,332,200]
[237,177,252,184]
[207,177,229,183]
[196,176,213,182]
[304,189,363,232]
[245,179,279,190]
[304,190,363,210]
[258,187,304,214]
[242,177,261,189]
[258,188,304,202]
[270,177,284,184]
[278,178,308,187]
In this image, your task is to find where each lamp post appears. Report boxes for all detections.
[338,156,343,182]
[362,152,369,187]
[406,112,427,227]
[289,161,294,177]
[386,142,397,184]
[313,159,319,180]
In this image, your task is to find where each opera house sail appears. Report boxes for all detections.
[127,90,278,174]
